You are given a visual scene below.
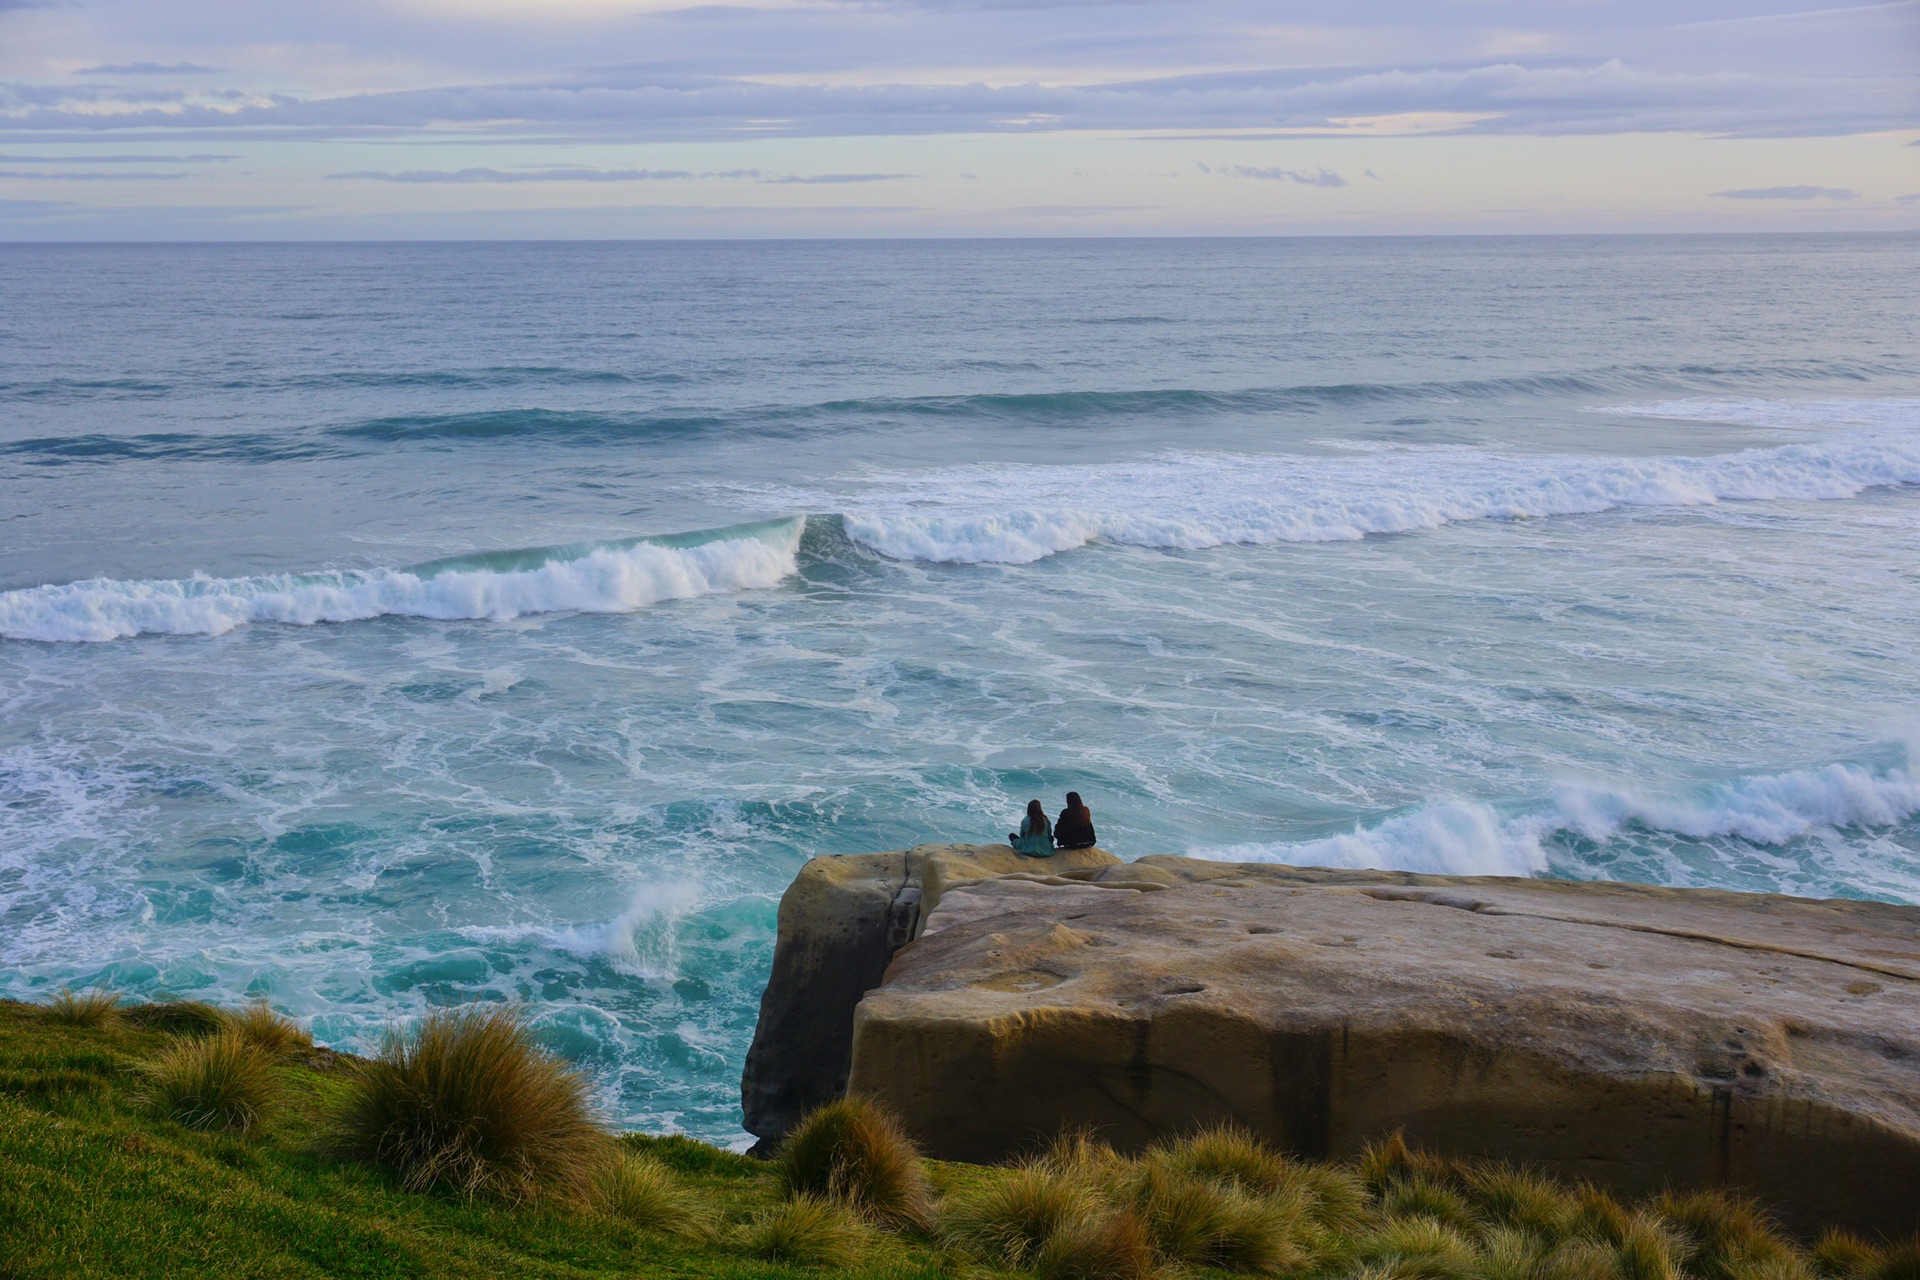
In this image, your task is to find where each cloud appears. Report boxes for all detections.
[1710,185,1858,201]
[0,153,236,163]
[1201,162,1347,187]
[74,63,222,76]
[0,197,81,217]
[326,167,711,183]
[757,172,913,184]
[1897,193,1920,205]
[0,170,189,179]
[325,166,912,184]
[1,57,1909,143]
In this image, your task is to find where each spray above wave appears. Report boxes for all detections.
[816,429,1920,564]
[1202,758,1920,882]
[0,517,805,643]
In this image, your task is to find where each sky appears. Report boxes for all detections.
[0,0,1916,238]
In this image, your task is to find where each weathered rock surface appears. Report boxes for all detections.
[739,842,1117,1147]
[836,856,1920,1235]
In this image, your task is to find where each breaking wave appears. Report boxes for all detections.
[827,428,1920,564]
[0,516,805,643]
[1202,758,1920,881]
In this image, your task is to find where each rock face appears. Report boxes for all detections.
[732,851,1920,1234]
[739,842,1118,1148]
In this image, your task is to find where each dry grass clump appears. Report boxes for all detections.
[776,1096,934,1230]
[223,1000,312,1058]
[143,1030,278,1132]
[1351,1216,1480,1280]
[945,1163,1102,1269]
[1359,1131,1462,1197]
[1655,1190,1795,1280]
[1133,1162,1302,1273]
[330,1004,607,1204]
[1465,1164,1576,1239]
[1537,1237,1631,1280]
[125,999,228,1036]
[1866,1239,1920,1280]
[738,1192,870,1268]
[46,987,123,1029]
[593,1151,709,1237]
[1381,1174,1480,1233]
[1032,1206,1157,1280]
[1813,1231,1884,1279]
[1150,1122,1292,1196]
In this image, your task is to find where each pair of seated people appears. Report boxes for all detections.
[1008,792,1097,857]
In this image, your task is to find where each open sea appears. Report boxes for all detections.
[2,235,1918,1144]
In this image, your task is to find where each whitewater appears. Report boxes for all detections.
[8,428,1917,641]
[2,236,1917,1144]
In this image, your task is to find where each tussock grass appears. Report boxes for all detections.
[142,1029,278,1132]
[945,1162,1100,1268]
[1133,1162,1301,1273]
[1613,1211,1685,1280]
[1149,1121,1291,1195]
[330,1004,608,1204]
[1291,1160,1375,1234]
[1031,1206,1156,1280]
[593,1151,710,1237]
[1655,1190,1794,1280]
[46,987,122,1029]
[123,999,227,1036]
[1538,1238,1630,1280]
[1869,1239,1920,1280]
[776,1095,933,1229]
[223,1000,312,1058]
[1359,1131,1462,1196]
[1813,1230,1883,1279]
[1467,1164,1576,1239]
[1572,1186,1635,1245]
[1040,1127,1133,1184]
[1352,1216,1480,1280]
[1382,1174,1480,1232]
[1479,1226,1548,1280]
[738,1191,869,1268]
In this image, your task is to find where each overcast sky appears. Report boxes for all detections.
[1,0,1916,237]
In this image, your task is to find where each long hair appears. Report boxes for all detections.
[1064,791,1087,815]
[1026,798,1046,827]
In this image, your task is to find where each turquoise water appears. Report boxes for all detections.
[2,236,1918,1143]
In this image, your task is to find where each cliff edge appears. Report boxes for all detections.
[745,850,1920,1235]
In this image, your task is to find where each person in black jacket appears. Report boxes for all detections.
[1054,792,1097,849]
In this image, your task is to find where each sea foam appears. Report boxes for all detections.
[0,516,805,643]
[829,429,1920,564]
[1204,759,1920,880]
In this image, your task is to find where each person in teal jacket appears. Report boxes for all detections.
[1008,798,1054,856]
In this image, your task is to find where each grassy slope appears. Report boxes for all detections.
[0,1001,963,1280]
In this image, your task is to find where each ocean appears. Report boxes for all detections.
[2,235,1917,1144]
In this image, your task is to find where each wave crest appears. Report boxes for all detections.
[1203,760,1920,880]
[827,430,1920,564]
[0,517,805,643]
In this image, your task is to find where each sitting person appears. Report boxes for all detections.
[1008,798,1054,857]
[1054,792,1097,849]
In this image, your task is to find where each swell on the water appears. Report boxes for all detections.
[825,428,1920,564]
[0,517,805,643]
[1201,757,1920,881]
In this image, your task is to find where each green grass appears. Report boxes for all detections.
[0,996,1912,1280]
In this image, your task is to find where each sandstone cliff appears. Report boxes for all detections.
[739,842,1117,1148]
[745,848,1920,1234]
